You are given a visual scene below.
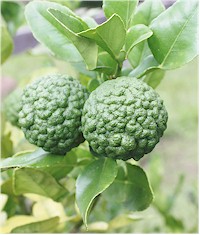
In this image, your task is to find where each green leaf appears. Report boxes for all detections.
[83,221,108,232]
[1,1,25,36]
[128,0,165,68]
[146,154,164,192]
[47,8,98,70]
[87,78,101,92]
[32,198,66,222]
[129,55,159,78]
[25,1,83,63]
[0,148,77,179]
[13,168,68,201]
[103,0,139,29]
[11,217,60,233]
[0,215,39,233]
[96,49,118,75]
[2,195,17,218]
[79,14,126,62]
[148,0,199,69]
[125,24,153,55]
[103,163,153,211]
[164,215,184,232]
[143,69,165,89]
[76,158,118,227]
[1,132,13,158]
[1,23,13,64]
[82,16,98,28]
[1,179,15,196]
[128,41,151,68]
[132,0,165,26]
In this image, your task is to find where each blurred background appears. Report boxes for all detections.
[1,0,198,233]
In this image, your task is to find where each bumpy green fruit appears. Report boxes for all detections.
[4,89,22,128]
[19,74,89,154]
[82,77,168,161]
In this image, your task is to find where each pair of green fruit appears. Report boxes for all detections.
[7,74,168,161]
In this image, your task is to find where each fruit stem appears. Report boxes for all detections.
[112,61,123,79]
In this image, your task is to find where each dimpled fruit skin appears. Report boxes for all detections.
[19,74,89,154]
[4,89,22,128]
[82,77,168,161]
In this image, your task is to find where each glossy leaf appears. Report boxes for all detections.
[132,0,165,26]
[48,9,98,70]
[129,55,159,78]
[25,1,83,63]
[76,158,118,227]
[148,0,199,69]
[103,0,138,29]
[79,14,126,62]
[125,24,153,55]
[103,163,153,211]
[1,24,13,64]
[0,148,77,180]
[143,69,165,89]
[13,168,68,201]
[128,0,165,68]
[11,217,59,233]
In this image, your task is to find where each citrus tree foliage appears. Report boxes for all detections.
[1,0,198,233]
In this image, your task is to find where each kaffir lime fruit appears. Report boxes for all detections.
[19,74,89,154]
[82,77,168,161]
[4,89,22,128]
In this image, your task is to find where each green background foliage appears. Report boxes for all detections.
[0,0,198,233]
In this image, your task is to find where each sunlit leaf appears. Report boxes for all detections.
[0,215,38,234]
[81,221,108,232]
[32,198,67,223]
[11,217,60,233]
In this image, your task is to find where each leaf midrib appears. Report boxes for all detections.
[84,159,108,223]
[161,7,197,66]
